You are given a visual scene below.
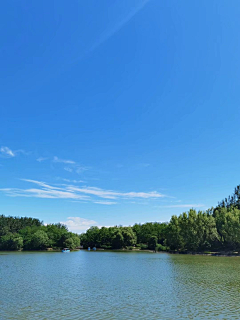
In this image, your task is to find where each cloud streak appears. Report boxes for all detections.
[67,185,164,200]
[94,201,117,205]
[52,156,88,174]
[53,156,75,164]
[37,157,48,162]
[0,146,30,158]
[59,178,85,183]
[89,0,150,53]
[0,146,15,158]
[0,179,166,204]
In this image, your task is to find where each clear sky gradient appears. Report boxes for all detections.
[1,0,240,232]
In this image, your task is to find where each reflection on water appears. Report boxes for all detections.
[1,251,240,319]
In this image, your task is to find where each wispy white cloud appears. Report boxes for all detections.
[58,178,85,183]
[1,179,89,200]
[76,166,89,174]
[15,149,31,156]
[0,146,15,158]
[94,201,117,205]
[53,156,88,174]
[60,217,98,233]
[68,185,164,200]
[53,156,75,164]
[0,146,30,158]
[37,157,48,162]
[1,187,89,200]
[21,179,62,190]
[0,179,166,203]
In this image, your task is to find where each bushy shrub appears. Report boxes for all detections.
[100,245,112,250]
[0,233,23,250]
[148,236,158,250]
[140,244,148,250]
[156,244,167,251]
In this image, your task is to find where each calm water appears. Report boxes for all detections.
[1,251,240,320]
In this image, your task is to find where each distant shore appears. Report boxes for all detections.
[1,248,240,257]
[80,248,240,257]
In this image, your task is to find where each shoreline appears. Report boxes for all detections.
[1,248,240,257]
[80,248,240,257]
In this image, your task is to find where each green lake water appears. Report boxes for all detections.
[1,251,240,320]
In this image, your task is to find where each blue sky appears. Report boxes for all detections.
[1,0,240,232]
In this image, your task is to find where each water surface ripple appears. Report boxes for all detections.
[1,251,240,319]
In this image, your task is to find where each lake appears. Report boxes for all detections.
[1,251,240,319]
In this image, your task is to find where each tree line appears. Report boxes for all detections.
[80,185,240,252]
[1,185,240,252]
[0,215,80,250]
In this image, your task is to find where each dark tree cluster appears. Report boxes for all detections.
[0,216,80,251]
[80,226,138,250]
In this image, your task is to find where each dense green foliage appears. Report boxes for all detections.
[80,226,137,250]
[2,185,240,252]
[80,185,240,252]
[217,185,240,209]
[0,215,80,251]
